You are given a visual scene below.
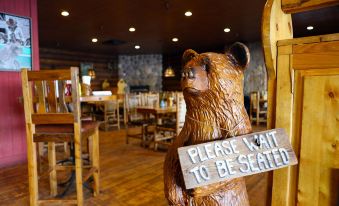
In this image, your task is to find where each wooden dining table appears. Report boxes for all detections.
[135,106,177,147]
[136,105,177,126]
[136,106,177,115]
[80,95,117,103]
[80,95,121,127]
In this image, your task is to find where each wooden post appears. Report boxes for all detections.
[21,69,39,206]
[74,123,84,206]
[261,1,293,205]
[261,0,293,129]
[71,67,84,206]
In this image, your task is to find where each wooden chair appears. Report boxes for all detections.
[141,92,159,107]
[21,67,100,206]
[125,93,147,146]
[153,92,186,151]
[249,91,267,126]
[96,98,120,131]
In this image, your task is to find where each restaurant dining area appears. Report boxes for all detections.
[0,0,339,206]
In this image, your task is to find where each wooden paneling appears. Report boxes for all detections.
[0,0,40,168]
[271,35,339,206]
[27,70,71,81]
[31,113,74,124]
[293,53,339,70]
[277,33,339,46]
[272,46,296,206]
[39,48,118,91]
[297,74,339,206]
[282,0,339,13]
[293,41,339,54]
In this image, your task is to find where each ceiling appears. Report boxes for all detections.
[37,0,339,55]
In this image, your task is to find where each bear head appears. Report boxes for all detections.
[180,43,251,140]
[181,42,250,110]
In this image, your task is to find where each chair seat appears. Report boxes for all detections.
[34,121,100,142]
[157,122,176,128]
[36,121,99,133]
[128,119,154,126]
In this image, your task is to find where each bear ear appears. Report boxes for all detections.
[182,49,198,66]
[228,42,250,69]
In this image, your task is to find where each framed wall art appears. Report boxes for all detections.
[0,12,32,71]
[80,62,94,77]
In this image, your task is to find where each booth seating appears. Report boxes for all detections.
[21,67,100,206]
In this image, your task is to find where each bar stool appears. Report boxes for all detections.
[21,67,100,206]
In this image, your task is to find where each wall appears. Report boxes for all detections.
[162,54,182,91]
[162,42,268,93]
[118,54,162,92]
[243,42,267,96]
[0,0,39,168]
[40,48,118,91]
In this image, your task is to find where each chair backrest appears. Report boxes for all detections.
[141,93,159,107]
[250,91,259,110]
[105,96,119,112]
[176,92,186,134]
[125,93,143,121]
[21,67,81,129]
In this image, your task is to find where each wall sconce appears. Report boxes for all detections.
[164,66,175,77]
[88,68,96,79]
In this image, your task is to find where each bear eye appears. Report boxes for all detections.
[188,70,194,78]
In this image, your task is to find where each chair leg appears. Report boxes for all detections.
[141,125,146,147]
[117,106,120,130]
[64,142,70,159]
[26,127,39,206]
[74,124,84,206]
[154,142,158,151]
[126,126,129,144]
[48,142,57,196]
[88,136,93,165]
[37,142,44,174]
[92,128,100,196]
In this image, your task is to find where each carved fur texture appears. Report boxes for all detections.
[164,45,252,206]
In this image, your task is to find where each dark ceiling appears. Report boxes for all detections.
[37,0,339,55]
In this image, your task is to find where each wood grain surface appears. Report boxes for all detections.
[178,128,297,189]
[0,126,269,206]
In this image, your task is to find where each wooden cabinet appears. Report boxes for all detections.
[272,34,339,206]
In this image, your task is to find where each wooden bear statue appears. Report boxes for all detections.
[164,42,252,206]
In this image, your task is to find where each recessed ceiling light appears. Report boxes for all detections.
[135,45,140,49]
[172,38,178,42]
[61,11,69,17]
[129,27,136,32]
[307,26,314,30]
[185,11,192,17]
[224,28,231,33]
[92,38,98,43]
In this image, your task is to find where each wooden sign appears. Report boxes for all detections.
[178,128,298,189]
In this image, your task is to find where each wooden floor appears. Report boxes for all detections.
[0,125,268,206]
